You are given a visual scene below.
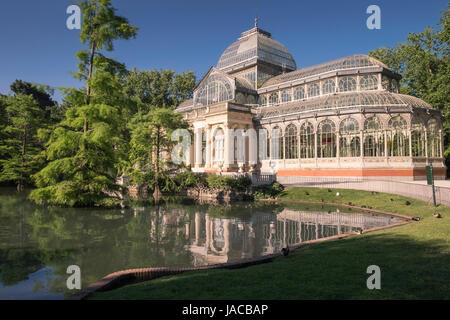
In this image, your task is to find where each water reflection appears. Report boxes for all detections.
[183,208,400,265]
[0,188,402,299]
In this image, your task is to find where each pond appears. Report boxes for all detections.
[0,187,404,299]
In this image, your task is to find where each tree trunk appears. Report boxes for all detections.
[84,40,96,134]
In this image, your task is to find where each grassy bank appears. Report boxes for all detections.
[90,187,450,300]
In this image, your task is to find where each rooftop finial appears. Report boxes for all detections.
[254,16,258,28]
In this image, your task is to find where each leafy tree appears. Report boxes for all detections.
[29,0,138,206]
[0,94,46,190]
[124,69,196,114]
[369,5,450,175]
[127,107,189,193]
[77,0,138,128]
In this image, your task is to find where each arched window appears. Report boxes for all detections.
[388,116,409,157]
[268,92,279,106]
[427,118,441,157]
[339,118,360,157]
[235,92,246,104]
[360,75,378,90]
[322,79,336,95]
[339,76,357,92]
[300,122,314,158]
[363,116,384,157]
[213,128,224,162]
[317,120,336,158]
[259,95,267,106]
[195,74,233,106]
[308,83,320,97]
[293,86,305,100]
[411,117,425,157]
[285,124,298,159]
[247,95,256,105]
[281,90,292,103]
[271,126,283,159]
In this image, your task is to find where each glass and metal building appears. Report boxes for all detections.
[175,21,446,180]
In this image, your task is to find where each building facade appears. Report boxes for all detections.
[175,22,446,180]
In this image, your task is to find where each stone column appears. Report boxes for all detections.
[248,128,258,169]
[224,124,233,170]
[205,126,211,168]
[194,128,202,168]
[439,130,443,158]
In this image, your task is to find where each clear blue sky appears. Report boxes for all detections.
[0,0,447,102]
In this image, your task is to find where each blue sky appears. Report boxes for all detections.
[0,0,447,102]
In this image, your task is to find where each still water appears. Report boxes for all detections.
[0,187,402,299]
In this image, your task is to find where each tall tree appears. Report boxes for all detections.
[369,5,450,175]
[29,0,138,207]
[0,94,46,190]
[77,0,138,132]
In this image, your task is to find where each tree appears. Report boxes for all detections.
[0,94,46,190]
[77,0,138,132]
[124,69,196,115]
[29,0,138,207]
[127,107,189,193]
[369,5,450,176]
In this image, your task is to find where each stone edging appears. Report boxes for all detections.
[67,211,411,300]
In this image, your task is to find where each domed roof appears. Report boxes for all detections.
[217,24,297,72]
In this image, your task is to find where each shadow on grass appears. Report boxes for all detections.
[91,231,450,300]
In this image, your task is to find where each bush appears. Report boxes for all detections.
[253,181,285,199]
[205,175,252,192]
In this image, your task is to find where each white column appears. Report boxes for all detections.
[224,125,233,170]
[194,128,202,167]
[205,126,211,168]
[248,128,258,167]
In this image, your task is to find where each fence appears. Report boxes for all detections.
[276,176,450,206]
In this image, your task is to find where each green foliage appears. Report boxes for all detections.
[0,94,47,189]
[124,69,196,114]
[126,107,189,189]
[205,175,252,192]
[78,0,138,52]
[369,5,450,174]
[253,182,285,199]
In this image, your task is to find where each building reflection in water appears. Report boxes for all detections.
[149,207,402,267]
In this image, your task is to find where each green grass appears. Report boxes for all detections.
[90,187,450,300]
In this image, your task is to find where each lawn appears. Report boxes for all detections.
[90,187,450,300]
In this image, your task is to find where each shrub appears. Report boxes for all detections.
[253,181,285,199]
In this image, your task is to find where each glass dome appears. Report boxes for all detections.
[216,26,297,71]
